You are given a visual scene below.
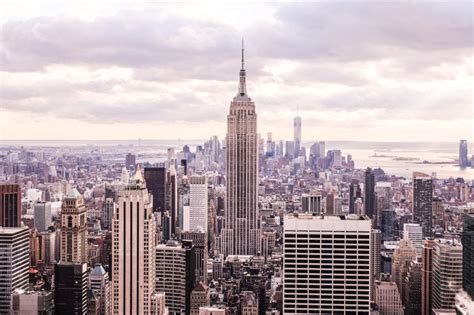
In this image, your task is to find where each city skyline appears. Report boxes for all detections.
[1,1,472,141]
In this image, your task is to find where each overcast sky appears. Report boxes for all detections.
[0,0,472,141]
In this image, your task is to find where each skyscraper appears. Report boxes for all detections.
[374,281,404,315]
[462,213,474,299]
[155,240,188,315]
[34,201,52,232]
[55,262,88,314]
[183,175,208,232]
[182,230,208,285]
[0,227,29,313]
[412,172,433,238]
[60,188,87,263]
[432,239,463,309]
[293,115,302,158]
[391,238,417,305]
[221,43,261,256]
[283,213,372,314]
[459,139,469,167]
[0,184,21,227]
[144,167,167,213]
[111,166,157,314]
[364,167,376,220]
[403,223,423,257]
[421,239,434,315]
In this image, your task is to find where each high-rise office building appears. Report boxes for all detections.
[166,165,178,235]
[111,167,157,314]
[349,180,362,214]
[391,238,417,305]
[89,263,111,315]
[364,167,376,220]
[462,213,474,299]
[221,43,261,256]
[144,167,167,213]
[421,239,434,315]
[374,281,404,315]
[125,153,136,170]
[184,175,208,232]
[60,188,87,263]
[404,259,422,314]
[34,201,52,232]
[293,115,302,158]
[155,240,187,315]
[301,193,322,214]
[403,223,423,256]
[102,197,114,230]
[54,262,88,314]
[0,184,21,227]
[0,227,29,313]
[432,239,463,310]
[283,213,372,314]
[182,230,208,285]
[412,172,433,238]
[459,140,469,167]
[371,229,382,300]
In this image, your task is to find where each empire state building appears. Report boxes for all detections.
[221,43,261,256]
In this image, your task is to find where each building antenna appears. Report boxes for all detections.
[241,38,244,70]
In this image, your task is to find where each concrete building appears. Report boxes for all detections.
[301,193,321,214]
[184,175,208,232]
[198,307,226,315]
[283,214,372,314]
[11,288,53,315]
[221,43,261,256]
[0,227,29,313]
[111,167,157,314]
[89,263,111,315]
[391,239,417,306]
[241,291,259,315]
[190,282,210,315]
[155,240,187,315]
[60,188,87,263]
[374,281,404,315]
[34,201,52,232]
[432,239,463,310]
[403,223,423,256]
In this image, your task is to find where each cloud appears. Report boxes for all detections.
[0,2,472,140]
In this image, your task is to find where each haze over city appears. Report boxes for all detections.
[1,1,472,141]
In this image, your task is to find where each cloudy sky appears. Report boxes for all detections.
[0,0,472,141]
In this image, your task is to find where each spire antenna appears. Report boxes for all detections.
[241,38,245,70]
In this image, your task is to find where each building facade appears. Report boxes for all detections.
[283,214,372,314]
[60,188,87,263]
[221,44,261,256]
[0,227,29,313]
[0,184,21,227]
[412,172,433,238]
[111,168,156,314]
